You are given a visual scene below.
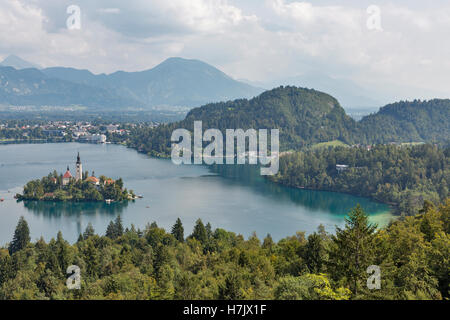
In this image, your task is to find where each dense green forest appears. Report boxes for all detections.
[122,87,449,212]
[0,125,71,142]
[126,86,360,155]
[16,172,134,202]
[0,200,448,300]
[271,144,449,216]
[124,87,450,157]
[359,99,450,145]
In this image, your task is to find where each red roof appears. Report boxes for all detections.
[86,176,99,183]
[63,170,72,179]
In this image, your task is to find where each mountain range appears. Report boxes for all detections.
[0,54,40,70]
[0,56,263,109]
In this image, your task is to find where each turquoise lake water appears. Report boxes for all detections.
[0,143,393,244]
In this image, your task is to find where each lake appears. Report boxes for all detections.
[0,143,393,244]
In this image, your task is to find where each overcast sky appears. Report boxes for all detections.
[1,0,449,100]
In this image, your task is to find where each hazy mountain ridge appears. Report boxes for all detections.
[0,57,263,109]
[0,55,40,70]
[40,57,263,108]
[0,66,139,108]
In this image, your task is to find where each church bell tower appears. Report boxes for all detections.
[76,152,83,181]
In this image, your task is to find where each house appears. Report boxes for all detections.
[104,179,115,185]
[336,164,349,172]
[86,176,100,186]
[62,166,72,185]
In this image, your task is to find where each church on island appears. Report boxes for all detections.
[62,153,103,186]
[16,152,135,202]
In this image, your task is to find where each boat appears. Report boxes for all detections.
[105,199,113,204]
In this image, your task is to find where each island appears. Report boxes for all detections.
[16,153,136,202]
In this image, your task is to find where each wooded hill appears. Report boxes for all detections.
[126,86,450,155]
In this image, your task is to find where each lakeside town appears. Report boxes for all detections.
[0,120,159,143]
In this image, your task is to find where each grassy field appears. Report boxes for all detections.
[310,140,349,150]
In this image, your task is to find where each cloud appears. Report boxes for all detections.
[0,0,449,101]
[97,8,120,14]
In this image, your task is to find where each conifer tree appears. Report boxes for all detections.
[8,216,31,255]
[305,232,326,273]
[191,219,207,245]
[328,205,377,296]
[105,221,116,239]
[171,218,184,242]
[114,215,124,237]
[83,223,95,240]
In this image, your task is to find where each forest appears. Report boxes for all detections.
[123,87,450,158]
[16,171,133,202]
[271,144,449,216]
[0,200,448,300]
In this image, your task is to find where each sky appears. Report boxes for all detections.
[0,0,449,102]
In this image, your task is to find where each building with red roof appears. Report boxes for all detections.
[62,166,72,186]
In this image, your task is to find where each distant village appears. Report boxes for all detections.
[0,121,158,144]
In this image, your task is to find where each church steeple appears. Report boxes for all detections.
[75,152,82,181]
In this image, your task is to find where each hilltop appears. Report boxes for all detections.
[127,86,450,156]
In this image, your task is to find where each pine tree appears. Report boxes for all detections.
[171,218,184,242]
[262,234,274,250]
[105,216,124,239]
[191,219,207,245]
[8,216,31,255]
[328,205,377,296]
[305,232,326,273]
[114,215,124,237]
[83,223,95,240]
[105,221,116,239]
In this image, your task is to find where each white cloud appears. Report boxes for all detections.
[97,8,120,14]
[0,0,449,101]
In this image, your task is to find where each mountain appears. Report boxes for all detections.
[127,86,360,155]
[0,66,139,108]
[127,86,450,156]
[263,73,385,109]
[40,57,264,108]
[359,99,450,144]
[0,55,40,70]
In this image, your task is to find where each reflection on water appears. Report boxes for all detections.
[22,200,130,218]
[0,142,392,244]
[208,164,389,216]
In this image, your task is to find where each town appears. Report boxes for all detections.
[0,120,159,143]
